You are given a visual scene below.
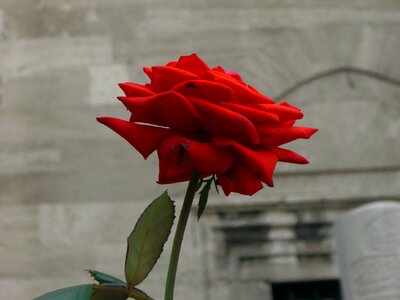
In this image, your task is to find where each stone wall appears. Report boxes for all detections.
[1,1,400,299]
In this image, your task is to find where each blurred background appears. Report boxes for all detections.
[1,1,400,299]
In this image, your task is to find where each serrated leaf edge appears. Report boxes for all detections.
[86,269,126,286]
[125,190,176,286]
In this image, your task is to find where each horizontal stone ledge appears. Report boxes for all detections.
[238,251,333,262]
[203,195,400,214]
[239,258,339,282]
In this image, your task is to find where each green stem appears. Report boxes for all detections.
[164,171,201,300]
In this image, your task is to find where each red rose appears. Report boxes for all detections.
[97,54,317,196]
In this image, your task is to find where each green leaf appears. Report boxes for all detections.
[197,179,212,220]
[34,284,93,300]
[87,269,126,286]
[125,190,175,286]
[128,287,155,300]
[91,284,128,300]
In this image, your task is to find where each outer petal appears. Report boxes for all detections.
[187,140,232,174]
[158,158,193,184]
[252,103,304,122]
[211,66,226,73]
[280,101,301,111]
[118,82,155,97]
[217,163,263,196]
[271,147,309,164]
[172,80,235,104]
[156,135,232,176]
[175,54,210,77]
[190,97,260,145]
[157,135,194,184]
[211,66,247,85]
[221,102,279,124]
[166,61,177,67]
[143,67,152,80]
[206,71,274,104]
[259,126,318,146]
[118,91,203,132]
[225,69,244,82]
[148,66,200,92]
[97,117,171,159]
[213,138,278,187]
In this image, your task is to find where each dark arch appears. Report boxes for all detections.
[274,66,400,101]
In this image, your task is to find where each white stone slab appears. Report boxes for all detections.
[335,201,400,300]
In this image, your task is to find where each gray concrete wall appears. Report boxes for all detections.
[1,1,400,299]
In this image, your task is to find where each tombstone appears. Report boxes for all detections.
[335,201,400,300]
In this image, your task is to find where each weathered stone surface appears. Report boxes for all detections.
[1,68,89,109]
[335,202,400,300]
[0,280,30,299]
[0,8,3,40]
[1,0,400,299]
[87,64,129,106]
[0,36,112,79]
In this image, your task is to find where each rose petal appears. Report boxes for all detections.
[271,147,309,164]
[97,117,171,159]
[148,66,200,92]
[143,67,152,80]
[158,158,194,184]
[157,135,228,184]
[252,103,304,122]
[190,97,260,144]
[187,140,232,174]
[157,135,194,183]
[210,67,247,85]
[206,71,274,104]
[118,82,155,97]
[212,138,278,186]
[279,101,301,111]
[225,69,244,82]
[175,53,210,77]
[221,102,279,123]
[211,66,225,73]
[166,61,177,67]
[259,126,318,146]
[157,134,232,175]
[172,80,235,104]
[118,91,203,132]
[217,163,263,196]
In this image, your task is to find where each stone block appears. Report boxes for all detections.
[0,204,39,247]
[265,212,296,226]
[0,36,112,79]
[0,8,3,40]
[0,280,30,299]
[87,64,129,106]
[38,201,149,247]
[0,1,146,41]
[0,148,61,175]
[0,244,97,279]
[236,281,273,300]
[1,68,89,109]
[268,228,295,240]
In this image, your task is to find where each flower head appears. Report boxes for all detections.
[97,54,317,195]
